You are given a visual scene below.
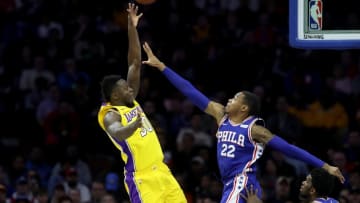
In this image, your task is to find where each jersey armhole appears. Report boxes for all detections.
[249,117,265,145]
[104,108,122,124]
[107,108,120,115]
[255,118,266,127]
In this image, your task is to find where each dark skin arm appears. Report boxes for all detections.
[103,111,142,141]
[251,125,345,184]
[127,3,143,98]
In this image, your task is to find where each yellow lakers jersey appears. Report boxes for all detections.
[98,101,164,172]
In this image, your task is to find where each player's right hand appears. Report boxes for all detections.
[323,164,345,184]
[127,3,143,27]
[133,111,143,129]
[142,42,166,71]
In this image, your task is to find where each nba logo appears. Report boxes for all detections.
[309,0,322,30]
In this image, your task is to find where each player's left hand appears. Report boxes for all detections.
[323,164,345,184]
[127,3,143,27]
[142,42,166,70]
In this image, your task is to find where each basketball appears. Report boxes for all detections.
[135,0,156,5]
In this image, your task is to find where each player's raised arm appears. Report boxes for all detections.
[251,125,345,184]
[142,42,225,123]
[126,3,142,98]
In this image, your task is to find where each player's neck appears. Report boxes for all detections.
[299,193,311,203]
[110,100,125,106]
[229,113,249,124]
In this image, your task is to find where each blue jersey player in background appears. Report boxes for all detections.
[242,168,340,203]
[141,42,345,203]
[299,168,339,203]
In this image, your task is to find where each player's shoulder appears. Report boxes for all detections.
[103,108,121,122]
[105,108,121,116]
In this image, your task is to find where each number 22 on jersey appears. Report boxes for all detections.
[221,143,235,158]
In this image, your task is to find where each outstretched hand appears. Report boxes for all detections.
[324,164,345,184]
[142,42,166,71]
[239,185,262,203]
[127,3,143,27]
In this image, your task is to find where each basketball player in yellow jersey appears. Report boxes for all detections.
[97,3,186,203]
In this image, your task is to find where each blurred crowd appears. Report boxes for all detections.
[0,0,360,203]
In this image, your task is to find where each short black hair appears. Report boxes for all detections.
[242,91,261,116]
[100,75,122,102]
[310,168,335,197]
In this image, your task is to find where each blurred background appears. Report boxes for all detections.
[0,0,359,202]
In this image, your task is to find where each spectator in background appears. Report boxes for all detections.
[26,170,41,196]
[288,86,349,155]
[8,155,27,188]
[25,147,52,188]
[266,96,309,179]
[99,193,118,203]
[58,196,72,203]
[347,166,360,192]
[36,84,61,126]
[63,168,90,203]
[347,189,360,203]
[57,58,90,96]
[48,145,92,194]
[156,127,174,168]
[267,176,295,203]
[177,114,214,149]
[36,188,49,203]
[68,189,81,203]
[18,55,54,112]
[18,56,55,93]
[351,62,360,96]
[333,64,352,96]
[142,100,167,131]
[90,181,106,203]
[259,158,278,201]
[0,184,10,203]
[10,176,36,203]
[343,130,360,163]
[42,102,80,146]
[288,87,349,130]
[50,184,66,203]
[174,131,196,173]
[37,16,64,40]
[0,166,10,188]
[267,96,303,144]
[104,173,118,194]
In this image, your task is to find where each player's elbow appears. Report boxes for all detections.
[129,58,141,67]
[112,131,127,142]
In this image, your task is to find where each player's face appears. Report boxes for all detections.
[113,79,135,106]
[299,175,313,196]
[225,92,246,113]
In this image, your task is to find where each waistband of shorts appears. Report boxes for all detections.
[222,168,254,183]
[125,161,168,175]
